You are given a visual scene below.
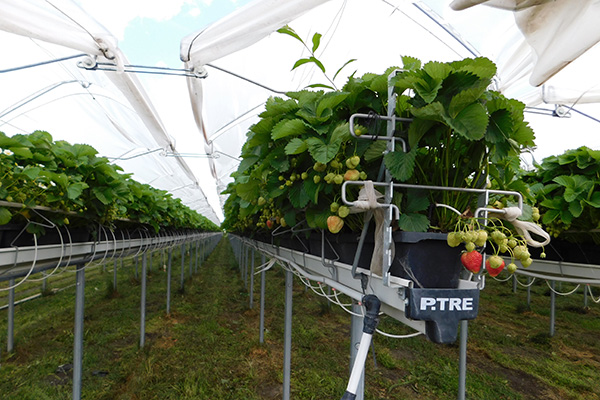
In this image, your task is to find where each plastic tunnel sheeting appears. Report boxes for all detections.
[1,0,600,222]
[180,0,600,207]
[0,0,220,224]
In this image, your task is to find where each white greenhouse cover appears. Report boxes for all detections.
[2,0,600,223]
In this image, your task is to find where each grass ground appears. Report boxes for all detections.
[0,237,599,399]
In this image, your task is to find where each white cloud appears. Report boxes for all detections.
[188,7,202,17]
[76,0,192,40]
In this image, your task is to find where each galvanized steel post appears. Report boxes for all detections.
[7,278,15,353]
[283,268,293,400]
[72,263,85,400]
[140,252,148,348]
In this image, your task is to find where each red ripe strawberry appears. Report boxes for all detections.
[460,250,482,273]
[485,255,505,277]
[266,220,274,229]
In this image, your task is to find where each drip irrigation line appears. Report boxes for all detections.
[492,273,514,283]
[254,245,425,340]
[545,280,581,296]
[0,235,39,291]
[515,276,537,287]
[586,285,600,304]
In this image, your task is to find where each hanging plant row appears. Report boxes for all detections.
[0,130,219,237]
[221,56,536,235]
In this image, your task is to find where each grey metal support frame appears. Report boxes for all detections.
[140,252,147,348]
[259,253,266,344]
[180,243,185,292]
[550,280,556,337]
[283,268,293,400]
[72,263,85,400]
[166,248,173,315]
[249,247,255,309]
[113,258,118,291]
[457,320,468,400]
[7,278,15,353]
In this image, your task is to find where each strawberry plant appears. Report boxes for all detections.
[386,56,536,232]
[222,27,538,256]
[522,146,600,244]
[0,130,218,236]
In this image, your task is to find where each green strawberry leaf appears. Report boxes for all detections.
[271,118,310,140]
[0,207,12,225]
[384,149,417,182]
[398,213,429,232]
[284,138,308,155]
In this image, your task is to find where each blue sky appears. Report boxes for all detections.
[80,0,254,68]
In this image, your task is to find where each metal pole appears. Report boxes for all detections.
[195,240,199,273]
[550,280,556,337]
[7,278,15,353]
[113,258,118,292]
[283,269,293,400]
[189,242,193,278]
[349,301,365,400]
[134,256,138,279]
[180,243,185,292]
[457,320,468,400]
[259,254,266,344]
[140,252,147,348]
[249,248,255,309]
[166,248,173,315]
[72,264,85,400]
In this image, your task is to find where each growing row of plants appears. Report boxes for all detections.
[0,130,219,236]
[221,55,536,238]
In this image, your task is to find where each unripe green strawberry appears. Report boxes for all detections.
[301,172,308,180]
[491,231,506,244]
[280,217,287,227]
[446,232,461,247]
[330,160,341,169]
[521,257,533,268]
[461,250,482,273]
[258,196,266,206]
[330,202,340,213]
[313,175,321,184]
[314,162,327,172]
[465,241,476,252]
[359,171,367,180]
[333,174,344,185]
[344,169,360,181]
[507,262,518,274]
[338,206,350,218]
[532,207,540,222]
[327,215,344,234]
[346,156,360,169]
[324,173,335,183]
[474,230,488,247]
[507,238,517,249]
[465,231,477,243]
[513,245,527,259]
